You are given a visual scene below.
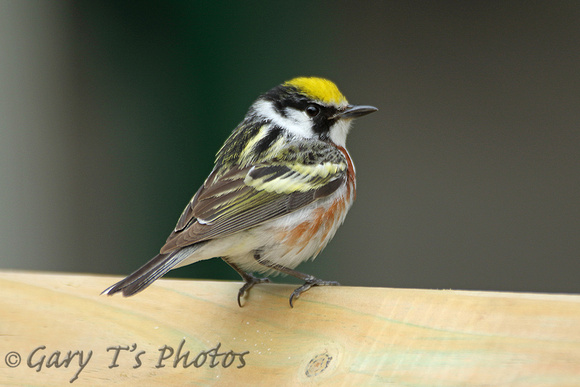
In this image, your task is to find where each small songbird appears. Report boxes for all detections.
[103,77,377,307]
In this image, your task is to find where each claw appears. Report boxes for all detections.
[289,278,340,308]
[237,274,270,307]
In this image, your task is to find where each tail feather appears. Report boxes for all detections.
[102,245,198,297]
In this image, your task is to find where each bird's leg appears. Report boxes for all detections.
[253,256,340,308]
[222,257,270,307]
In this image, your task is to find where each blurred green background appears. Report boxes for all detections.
[1,2,579,292]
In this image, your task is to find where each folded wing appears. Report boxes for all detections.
[160,144,348,254]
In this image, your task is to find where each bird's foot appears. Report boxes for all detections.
[237,274,271,307]
[289,277,340,308]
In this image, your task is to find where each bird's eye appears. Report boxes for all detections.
[305,104,320,118]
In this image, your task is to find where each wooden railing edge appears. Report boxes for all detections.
[1,270,579,386]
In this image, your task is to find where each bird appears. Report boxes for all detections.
[103,77,377,307]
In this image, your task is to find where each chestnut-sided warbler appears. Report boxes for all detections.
[103,77,377,307]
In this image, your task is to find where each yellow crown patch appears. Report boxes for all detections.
[284,77,348,106]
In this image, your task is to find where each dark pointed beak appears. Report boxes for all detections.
[333,105,378,120]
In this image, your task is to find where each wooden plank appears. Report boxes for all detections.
[1,270,579,386]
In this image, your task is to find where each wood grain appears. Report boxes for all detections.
[1,270,579,386]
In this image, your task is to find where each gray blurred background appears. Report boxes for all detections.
[1,2,578,293]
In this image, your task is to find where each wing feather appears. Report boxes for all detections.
[160,142,348,254]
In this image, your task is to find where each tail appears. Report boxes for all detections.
[102,245,199,297]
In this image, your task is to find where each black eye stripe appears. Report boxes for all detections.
[260,84,340,139]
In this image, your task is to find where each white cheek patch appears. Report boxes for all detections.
[329,119,352,147]
[253,100,315,139]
